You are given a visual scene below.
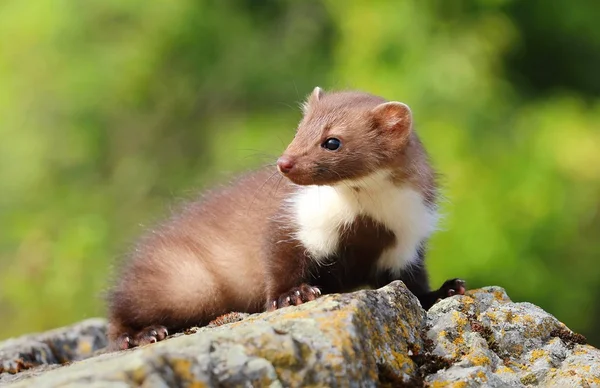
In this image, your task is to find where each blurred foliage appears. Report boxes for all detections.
[1,0,599,346]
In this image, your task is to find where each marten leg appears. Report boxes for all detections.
[106,247,226,350]
[429,278,466,307]
[263,231,322,311]
[403,269,466,310]
[374,248,466,310]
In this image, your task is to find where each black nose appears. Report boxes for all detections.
[277,156,295,174]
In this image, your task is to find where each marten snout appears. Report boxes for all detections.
[277,156,295,174]
[276,154,314,185]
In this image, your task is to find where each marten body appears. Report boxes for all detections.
[106,88,465,350]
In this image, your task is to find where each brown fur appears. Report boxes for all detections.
[283,88,437,203]
[106,169,294,341]
[106,88,460,349]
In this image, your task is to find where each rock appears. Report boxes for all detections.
[0,281,427,387]
[0,282,598,387]
[425,287,600,387]
[0,318,107,384]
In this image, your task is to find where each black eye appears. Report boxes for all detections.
[322,138,341,151]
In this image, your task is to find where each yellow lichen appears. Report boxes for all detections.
[486,312,498,323]
[517,362,529,371]
[453,335,465,346]
[431,381,467,388]
[496,366,514,374]
[313,308,369,379]
[254,346,301,369]
[129,366,148,385]
[390,349,413,373]
[530,349,547,362]
[467,354,491,367]
[522,315,535,324]
[451,311,468,328]
[77,340,92,355]
[475,370,488,381]
[520,373,538,385]
[170,359,207,388]
[573,347,590,356]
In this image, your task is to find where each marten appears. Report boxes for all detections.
[106,87,466,350]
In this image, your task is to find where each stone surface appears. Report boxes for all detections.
[1,281,426,387]
[425,287,599,387]
[0,318,107,384]
[0,282,598,387]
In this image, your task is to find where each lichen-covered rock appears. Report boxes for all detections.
[1,283,598,387]
[425,287,599,387]
[1,281,426,387]
[0,318,107,383]
[541,344,600,387]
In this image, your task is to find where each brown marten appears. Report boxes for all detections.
[106,87,466,350]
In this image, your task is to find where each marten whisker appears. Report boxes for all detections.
[246,170,280,214]
[273,174,285,196]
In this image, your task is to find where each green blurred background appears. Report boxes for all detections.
[1,0,599,345]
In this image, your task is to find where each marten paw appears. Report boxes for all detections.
[439,278,467,298]
[117,325,169,350]
[268,284,322,311]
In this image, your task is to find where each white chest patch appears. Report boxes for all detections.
[286,170,438,274]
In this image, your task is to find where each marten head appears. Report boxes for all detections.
[277,87,414,186]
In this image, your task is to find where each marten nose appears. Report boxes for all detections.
[277,156,295,174]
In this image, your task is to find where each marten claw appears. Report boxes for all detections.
[441,278,466,298]
[268,284,322,310]
[140,325,168,344]
[116,334,132,350]
[117,325,169,349]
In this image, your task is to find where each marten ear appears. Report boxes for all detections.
[302,86,324,114]
[371,102,412,135]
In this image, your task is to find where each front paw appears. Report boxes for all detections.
[439,278,466,298]
[268,284,322,311]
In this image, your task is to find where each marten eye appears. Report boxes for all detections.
[322,138,341,151]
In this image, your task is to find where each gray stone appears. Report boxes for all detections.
[1,283,598,387]
[0,318,107,384]
[1,281,426,387]
[425,287,600,387]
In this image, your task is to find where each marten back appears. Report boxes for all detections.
[107,168,294,336]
